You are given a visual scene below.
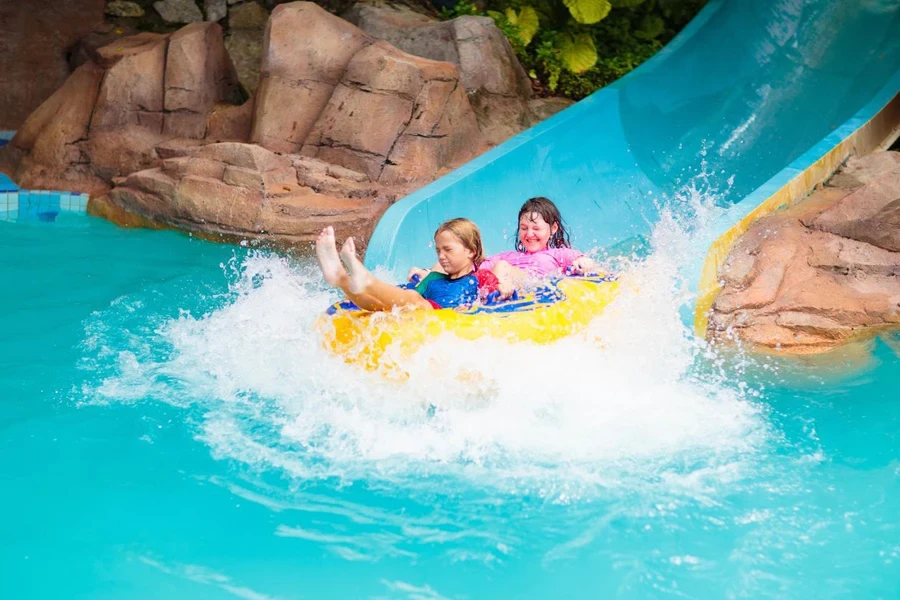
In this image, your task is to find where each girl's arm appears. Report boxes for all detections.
[490,260,531,299]
[554,248,595,274]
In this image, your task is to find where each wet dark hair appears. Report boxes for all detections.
[515,197,571,252]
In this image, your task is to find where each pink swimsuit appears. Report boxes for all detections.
[478,248,583,277]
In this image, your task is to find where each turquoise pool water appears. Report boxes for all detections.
[2,213,899,599]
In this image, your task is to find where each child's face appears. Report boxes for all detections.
[518,212,558,253]
[434,230,475,277]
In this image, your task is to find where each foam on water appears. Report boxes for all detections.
[80,184,772,502]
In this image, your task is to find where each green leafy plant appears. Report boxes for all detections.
[562,0,612,24]
[439,0,707,98]
[439,0,480,19]
[558,32,598,73]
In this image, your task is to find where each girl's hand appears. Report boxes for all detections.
[570,256,596,275]
[497,279,516,300]
[407,267,430,282]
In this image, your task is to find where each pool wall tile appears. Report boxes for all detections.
[0,152,89,221]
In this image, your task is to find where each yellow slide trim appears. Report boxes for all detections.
[694,92,900,337]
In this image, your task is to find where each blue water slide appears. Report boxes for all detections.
[364,0,900,279]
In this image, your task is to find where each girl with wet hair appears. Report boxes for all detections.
[410,197,596,299]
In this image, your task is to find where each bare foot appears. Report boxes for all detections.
[340,237,372,294]
[315,226,345,286]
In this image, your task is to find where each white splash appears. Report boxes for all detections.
[82,184,771,502]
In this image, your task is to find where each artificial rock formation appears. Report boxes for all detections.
[2,22,241,195]
[708,151,900,353]
[102,141,392,244]
[343,0,535,145]
[250,3,481,184]
[1,2,484,247]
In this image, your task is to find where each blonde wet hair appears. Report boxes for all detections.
[434,218,485,266]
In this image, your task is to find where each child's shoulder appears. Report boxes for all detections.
[415,270,446,293]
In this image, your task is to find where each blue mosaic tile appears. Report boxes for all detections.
[0,161,89,221]
[0,172,16,192]
[19,191,60,222]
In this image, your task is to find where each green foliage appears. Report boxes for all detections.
[439,0,480,19]
[510,6,541,44]
[487,6,539,50]
[440,0,707,99]
[558,32,598,73]
[634,13,665,39]
[562,0,612,24]
[609,0,646,7]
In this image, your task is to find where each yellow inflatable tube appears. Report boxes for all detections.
[314,275,620,377]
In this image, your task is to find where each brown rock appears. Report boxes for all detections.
[826,152,900,189]
[252,77,339,153]
[161,156,226,179]
[7,63,106,193]
[294,157,369,183]
[69,23,140,71]
[124,169,178,199]
[163,22,242,138]
[380,135,442,185]
[156,138,206,159]
[0,0,106,130]
[222,164,297,193]
[102,140,397,247]
[708,151,900,353]
[88,127,165,180]
[206,99,254,142]
[257,190,388,244]
[12,63,103,153]
[293,156,380,199]
[250,2,371,152]
[404,79,457,136]
[808,167,900,252]
[109,185,179,221]
[8,3,483,252]
[311,147,383,184]
[342,1,433,35]
[308,47,417,158]
[303,40,481,182]
[29,65,105,168]
[344,2,533,145]
[91,33,169,132]
[173,175,264,229]
[195,142,290,172]
[428,77,482,163]
[452,16,529,98]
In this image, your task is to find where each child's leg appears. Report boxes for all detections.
[315,227,387,310]
[341,238,433,310]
